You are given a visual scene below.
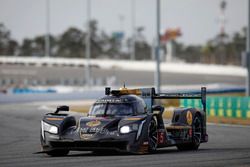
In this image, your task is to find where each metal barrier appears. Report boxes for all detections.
[181,97,250,119]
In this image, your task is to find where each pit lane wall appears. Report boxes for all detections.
[180,97,250,119]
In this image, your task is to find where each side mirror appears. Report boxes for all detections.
[152,105,164,115]
[55,105,69,114]
[105,87,111,95]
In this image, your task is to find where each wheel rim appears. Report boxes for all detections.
[193,117,202,145]
[148,119,158,150]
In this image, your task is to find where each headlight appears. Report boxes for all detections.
[120,124,139,134]
[41,121,58,134]
[120,126,131,134]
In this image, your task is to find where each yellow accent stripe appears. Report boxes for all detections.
[46,117,64,121]
[119,88,142,95]
[125,117,142,121]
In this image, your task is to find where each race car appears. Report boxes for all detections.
[40,86,208,156]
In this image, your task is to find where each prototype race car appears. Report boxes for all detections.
[40,87,208,156]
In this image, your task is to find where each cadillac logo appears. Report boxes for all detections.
[86,120,101,127]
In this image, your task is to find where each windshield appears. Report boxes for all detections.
[89,103,133,116]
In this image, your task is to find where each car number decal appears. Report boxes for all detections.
[186,110,193,125]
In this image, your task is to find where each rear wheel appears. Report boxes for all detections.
[148,117,158,153]
[177,114,202,151]
[191,115,202,150]
[46,149,69,156]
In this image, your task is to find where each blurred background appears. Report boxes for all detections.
[0,0,247,92]
[0,0,250,124]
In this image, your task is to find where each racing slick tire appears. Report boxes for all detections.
[148,117,158,153]
[46,150,69,156]
[177,114,202,151]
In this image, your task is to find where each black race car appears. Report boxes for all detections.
[40,87,208,156]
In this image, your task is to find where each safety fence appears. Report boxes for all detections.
[180,96,250,119]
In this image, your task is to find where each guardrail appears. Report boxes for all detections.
[181,97,250,119]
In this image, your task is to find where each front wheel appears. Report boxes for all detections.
[148,117,158,153]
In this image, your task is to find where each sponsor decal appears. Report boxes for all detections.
[96,98,127,103]
[80,133,93,140]
[86,120,101,127]
[158,132,165,144]
[186,110,193,125]
[80,127,117,136]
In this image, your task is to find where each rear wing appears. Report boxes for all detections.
[105,87,206,113]
[152,87,206,113]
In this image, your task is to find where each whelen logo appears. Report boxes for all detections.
[86,120,101,127]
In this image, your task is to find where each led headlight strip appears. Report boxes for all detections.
[136,120,146,140]
[119,119,146,140]
[41,121,58,139]
[120,123,139,133]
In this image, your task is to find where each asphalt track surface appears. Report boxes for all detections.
[0,103,250,167]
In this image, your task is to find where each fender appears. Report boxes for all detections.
[43,113,76,135]
[171,108,203,126]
